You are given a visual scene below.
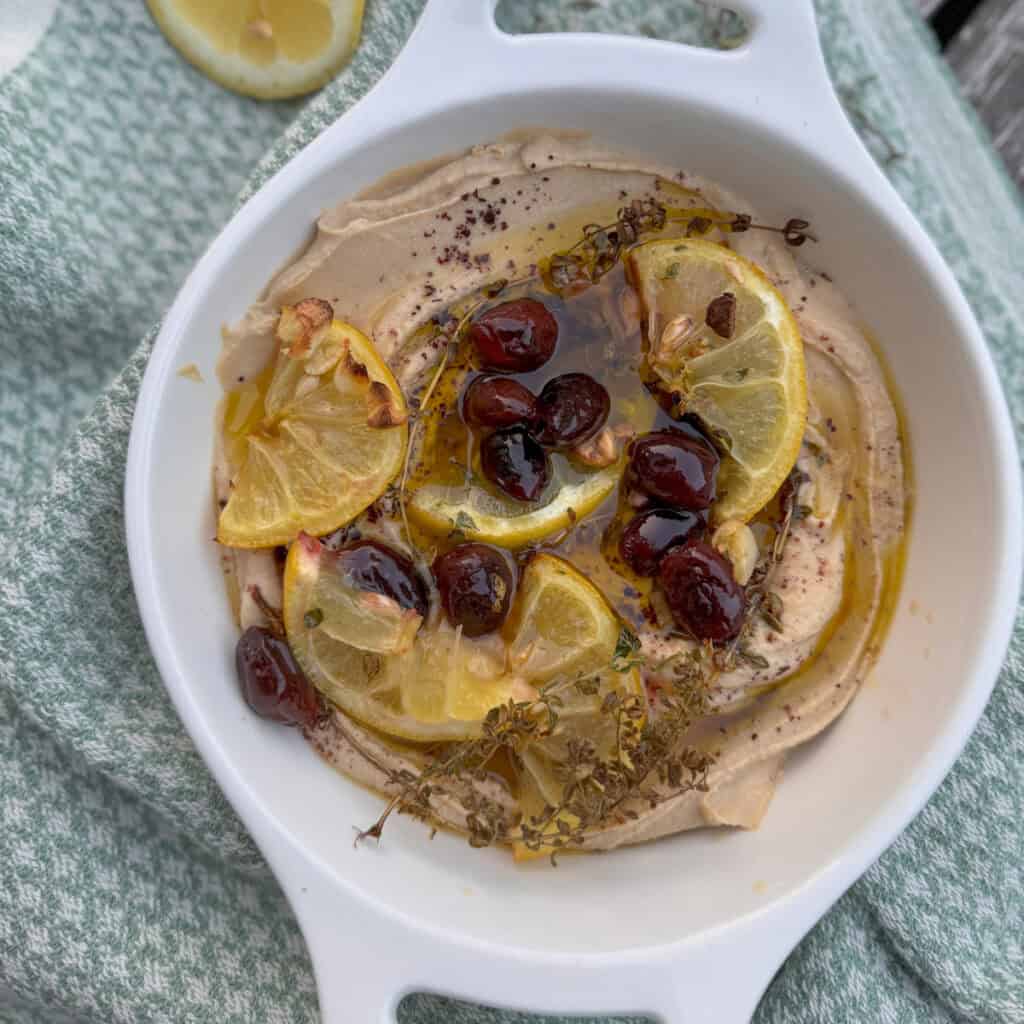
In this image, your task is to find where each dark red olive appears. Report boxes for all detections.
[236,626,321,727]
[335,539,429,619]
[659,542,745,642]
[462,374,538,429]
[535,372,610,448]
[627,429,719,510]
[619,507,704,577]
[480,426,550,502]
[433,543,515,637]
[468,298,558,373]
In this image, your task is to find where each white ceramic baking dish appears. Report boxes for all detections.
[125,2,1022,1020]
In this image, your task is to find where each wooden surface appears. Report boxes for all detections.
[919,0,1024,190]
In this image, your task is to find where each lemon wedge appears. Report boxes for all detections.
[408,462,621,549]
[628,238,807,523]
[146,0,363,100]
[504,552,623,683]
[217,318,407,548]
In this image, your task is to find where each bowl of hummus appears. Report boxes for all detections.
[125,2,1021,1020]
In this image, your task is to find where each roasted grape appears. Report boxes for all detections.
[462,374,538,429]
[469,298,558,372]
[480,426,551,502]
[535,372,610,448]
[659,542,745,641]
[627,428,719,510]
[236,626,321,727]
[433,543,515,636]
[619,507,704,577]
[335,539,429,619]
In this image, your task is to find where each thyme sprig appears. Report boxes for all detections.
[248,584,285,637]
[517,668,714,858]
[352,680,568,847]
[352,660,715,858]
[541,194,816,297]
[396,301,483,545]
[715,466,807,674]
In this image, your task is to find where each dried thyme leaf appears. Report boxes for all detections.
[737,645,770,670]
[761,592,784,633]
[574,675,602,697]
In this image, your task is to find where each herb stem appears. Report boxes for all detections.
[397,301,483,548]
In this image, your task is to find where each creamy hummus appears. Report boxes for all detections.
[216,135,905,849]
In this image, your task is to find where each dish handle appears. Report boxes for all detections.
[279,851,830,1024]
[361,0,871,170]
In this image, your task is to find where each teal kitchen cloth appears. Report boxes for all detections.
[1,1,1021,1022]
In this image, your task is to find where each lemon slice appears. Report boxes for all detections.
[628,238,807,523]
[217,319,407,548]
[408,462,621,549]
[147,0,363,100]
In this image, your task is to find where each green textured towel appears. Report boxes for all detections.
[1,1,1021,1022]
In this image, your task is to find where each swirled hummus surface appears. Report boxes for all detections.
[215,134,905,852]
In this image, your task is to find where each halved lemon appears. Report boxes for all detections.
[628,238,807,523]
[146,0,364,100]
[217,320,407,548]
[408,462,621,549]
[283,547,645,753]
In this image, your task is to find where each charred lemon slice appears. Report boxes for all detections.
[628,238,807,523]
[217,317,407,548]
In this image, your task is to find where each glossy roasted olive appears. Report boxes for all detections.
[479,426,550,502]
[619,507,704,577]
[236,626,321,727]
[659,542,745,642]
[433,543,515,637]
[468,298,558,373]
[462,374,538,429]
[535,372,610,448]
[627,428,719,510]
[335,539,429,619]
